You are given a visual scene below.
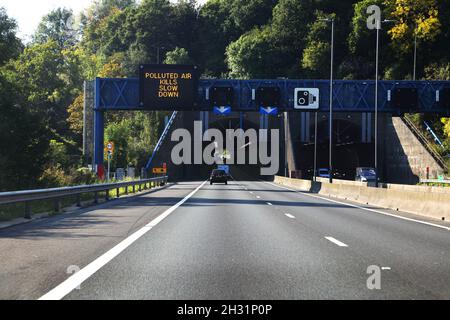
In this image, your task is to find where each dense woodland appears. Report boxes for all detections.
[0,0,449,191]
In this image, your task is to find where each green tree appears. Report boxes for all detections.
[226,27,282,79]
[164,47,193,65]
[0,8,23,66]
[195,0,240,76]
[33,8,79,48]
[3,41,74,136]
[346,0,397,79]
[87,0,135,21]
[81,0,135,55]
[268,0,328,77]
[229,0,277,33]
[105,119,132,168]
[301,13,332,78]
[348,0,386,62]
[0,74,50,191]
[83,6,130,56]
[385,0,441,51]
[170,0,199,56]
[121,0,174,64]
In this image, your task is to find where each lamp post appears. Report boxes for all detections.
[413,23,418,81]
[152,46,166,64]
[321,17,335,183]
[374,19,396,187]
[285,112,289,177]
[313,111,318,182]
[157,47,165,64]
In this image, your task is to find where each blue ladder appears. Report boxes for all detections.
[423,121,445,149]
[145,111,178,171]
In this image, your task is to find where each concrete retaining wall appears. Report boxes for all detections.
[385,117,445,183]
[274,176,450,221]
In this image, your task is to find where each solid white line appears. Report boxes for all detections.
[267,202,273,206]
[39,181,208,301]
[267,182,450,231]
[285,214,296,219]
[325,236,348,247]
[382,267,391,271]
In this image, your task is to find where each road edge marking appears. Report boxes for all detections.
[266,182,450,231]
[39,180,208,301]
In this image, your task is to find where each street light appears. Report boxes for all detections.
[157,46,166,64]
[313,111,318,182]
[374,19,396,187]
[151,46,167,64]
[413,23,418,81]
[321,17,335,183]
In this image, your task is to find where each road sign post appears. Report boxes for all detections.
[105,142,115,183]
[107,153,111,183]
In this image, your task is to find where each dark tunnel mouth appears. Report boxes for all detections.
[205,116,281,180]
[295,117,373,180]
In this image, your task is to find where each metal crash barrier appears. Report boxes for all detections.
[0,177,168,220]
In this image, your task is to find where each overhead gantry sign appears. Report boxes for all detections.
[139,64,199,110]
[93,64,450,176]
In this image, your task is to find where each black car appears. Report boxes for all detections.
[210,169,228,185]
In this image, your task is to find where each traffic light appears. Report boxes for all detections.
[256,86,281,108]
[211,86,234,107]
[392,88,419,110]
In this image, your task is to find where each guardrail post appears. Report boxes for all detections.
[133,185,136,194]
[24,203,32,220]
[94,192,99,204]
[139,183,142,192]
[116,188,120,198]
[76,195,81,207]
[105,189,110,201]
[125,185,129,195]
[54,199,61,213]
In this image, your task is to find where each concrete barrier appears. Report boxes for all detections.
[274,176,450,222]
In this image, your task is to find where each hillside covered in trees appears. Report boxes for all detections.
[0,0,449,191]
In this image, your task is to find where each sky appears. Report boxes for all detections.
[1,0,207,42]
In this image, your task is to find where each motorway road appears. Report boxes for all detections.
[0,180,449,300]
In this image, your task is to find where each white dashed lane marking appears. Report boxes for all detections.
[325,236,348,247]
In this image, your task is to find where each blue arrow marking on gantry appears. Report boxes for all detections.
[260,107,278,115]
[213,106,232,115]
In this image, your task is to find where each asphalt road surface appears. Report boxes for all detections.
[1,181,449,300]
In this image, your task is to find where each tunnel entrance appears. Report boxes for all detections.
[206,113,281,181]
[294,116,374,180]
